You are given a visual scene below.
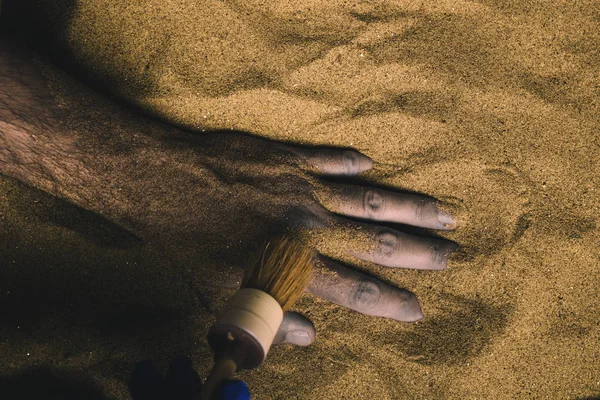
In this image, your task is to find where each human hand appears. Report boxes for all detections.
[0,42,458,349]
[124,131,459,347]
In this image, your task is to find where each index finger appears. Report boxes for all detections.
[318,184,457,230]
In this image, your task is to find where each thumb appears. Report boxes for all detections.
[273,311,316,347]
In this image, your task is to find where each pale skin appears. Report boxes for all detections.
[0,38,458,348]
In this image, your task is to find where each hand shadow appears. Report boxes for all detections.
[0,367,107,400]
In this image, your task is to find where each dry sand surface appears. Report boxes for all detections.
[1,0,600,399]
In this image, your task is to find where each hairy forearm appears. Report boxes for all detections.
[0,42,77,193]
[0,40,180,236]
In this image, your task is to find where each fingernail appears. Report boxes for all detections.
[438,209,456,229]
[285,330,311,346]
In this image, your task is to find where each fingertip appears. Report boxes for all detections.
[437,208,457,230]
[284,330,314,346]
[409,313,424,323]
[385,290,424,322]
[430,241,459,270]
[274,311,316,346]
[430,262,449,271]
[394,304,423,323]
[357,153,374,173]
[406,297,424,322]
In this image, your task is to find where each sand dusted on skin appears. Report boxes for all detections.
[1,0,600,399]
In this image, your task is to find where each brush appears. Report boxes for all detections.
[200,236,314,400]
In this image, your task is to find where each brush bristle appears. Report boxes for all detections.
[243,236,314,311]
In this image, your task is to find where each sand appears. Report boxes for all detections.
[1,0,599,398]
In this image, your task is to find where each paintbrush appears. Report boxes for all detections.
[200,236,314,399]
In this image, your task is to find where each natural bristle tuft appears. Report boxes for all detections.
[243,236,314,310]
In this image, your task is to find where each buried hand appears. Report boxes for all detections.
[0,40,458,350]
[262,143,459,346]
[108,130,459,346]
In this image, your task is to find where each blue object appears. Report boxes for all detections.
[216,380,251,400]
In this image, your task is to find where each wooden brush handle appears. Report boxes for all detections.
[210,288,283,368]
[200,357,237,400]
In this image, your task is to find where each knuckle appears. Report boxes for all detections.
[374,229,399,260]
[363,189,385,218]
[349,278,381,312]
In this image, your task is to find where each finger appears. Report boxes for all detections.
[318,184,457,230]
[273,311,316,347]
[326,218,458,270]
[306,257,423,322]
[356,226,458,270]
[292,147,373,176]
